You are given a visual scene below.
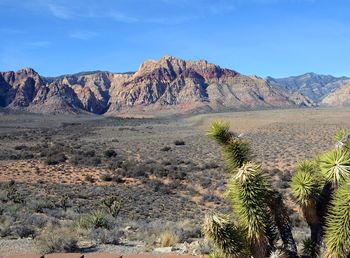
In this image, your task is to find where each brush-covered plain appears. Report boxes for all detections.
[0,107,349,255]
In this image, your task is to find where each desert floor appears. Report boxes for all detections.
[1,107,349,256]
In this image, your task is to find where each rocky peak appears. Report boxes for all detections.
[17,68,38,76]
[133,55,238,82]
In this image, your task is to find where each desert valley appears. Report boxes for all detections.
[1,55,350,257]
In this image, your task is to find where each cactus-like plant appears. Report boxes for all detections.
[319,148,350,186]
[291,160,323,234]
[324,182,350,257]
[205,121,297,258]
[204,120,350,258]
[301,237,319,258]
[203,213,248,257]
[207,121,253,170]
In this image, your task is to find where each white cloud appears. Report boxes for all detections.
[47,3,72,19]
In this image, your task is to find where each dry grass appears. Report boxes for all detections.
[160,231,180,247]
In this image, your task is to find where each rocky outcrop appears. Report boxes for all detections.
[322,82,350,106]
[0,56,314,115]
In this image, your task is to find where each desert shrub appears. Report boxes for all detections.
[84,150,95,157]
[36,225,78,254]
[13,224,36,238]
[161,146,172,151]
[29,199,55,213]
[90,228,124,244]
[84,175,95,183]
[169,170,187,180]
[75,211,111,230]
[112,175,124,183]
[45,153,67,165]
[104,149,117,158]
[14,145,28,150]
[25,214,49,229]
[160,230,180,247]
[90,157,102,166]
[0,218,12,237]
[5,180,25,204]
[101,196,125,218]
[174,140,185,146]
[100,173,113,182]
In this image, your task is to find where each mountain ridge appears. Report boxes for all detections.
[267,73,350,103]
[0,56,316,115]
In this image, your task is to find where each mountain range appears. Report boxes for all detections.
[0,56,349,115]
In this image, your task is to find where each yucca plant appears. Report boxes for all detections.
[324,182,350,257]
[291,160,323,246]
[205,121,297,258]
[207,121,254,170]
[204,122,350,257]
[226,162,272,257]
[203,213,249,257]
[319,148,350,186]
[301,237,319,258]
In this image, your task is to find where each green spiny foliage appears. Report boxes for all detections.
[223,141,254,171]
[207,121,234,145]
[291,160,322,207]
[226,162,271,243]
[75,210,110,230]
[205,121,299,258]
[325,182,350,257]
[319,148,350,186]
[203,213,248,257]
[207,120,253,170]
[301,238,319,258]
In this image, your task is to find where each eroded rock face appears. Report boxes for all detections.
[0,56,314,115]
[322,82,350,106]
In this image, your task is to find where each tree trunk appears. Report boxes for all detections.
[268,191,298,258]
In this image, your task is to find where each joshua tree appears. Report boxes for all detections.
[203,121,350,258]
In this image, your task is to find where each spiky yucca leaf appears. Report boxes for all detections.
[324,183,350,257]
[291,160,322,207]
[319,149,350,186]
[235,162,262,183]
[203,213,248,257]
[207,121,234,145]
[207,121,253,170]
[222,139,253,171]
[302,238,319,258]
[227,163,271,243]
[269,249,288,258]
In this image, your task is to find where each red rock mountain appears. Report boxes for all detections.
[0,56,314,115]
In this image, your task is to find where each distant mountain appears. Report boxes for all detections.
[0,56,314,115]
[266,73,350,103]
[322,82,350,106]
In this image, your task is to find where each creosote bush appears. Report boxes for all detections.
[203,121,350,258]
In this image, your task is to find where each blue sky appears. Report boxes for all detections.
[0,0,349,77]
